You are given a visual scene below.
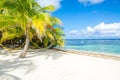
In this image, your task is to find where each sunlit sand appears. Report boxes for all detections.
[0,49,120,80]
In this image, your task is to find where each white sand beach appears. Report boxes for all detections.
[0,49,120,80]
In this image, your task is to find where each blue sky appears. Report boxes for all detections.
[37,0,120,39]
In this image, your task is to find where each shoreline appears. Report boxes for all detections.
[0,48,120,61]
[53,48,120,61]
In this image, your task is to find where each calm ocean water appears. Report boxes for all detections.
[64,39,120,56]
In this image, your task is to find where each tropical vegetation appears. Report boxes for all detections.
[0,0,64,58]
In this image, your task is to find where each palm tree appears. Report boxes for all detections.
[31,16,65,49]
[44,16,65,48]
[0,0,57,58]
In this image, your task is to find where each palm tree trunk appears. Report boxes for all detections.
[19,23,30,58]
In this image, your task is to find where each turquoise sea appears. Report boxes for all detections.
[64,39,120,56]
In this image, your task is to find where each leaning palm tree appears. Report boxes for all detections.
[0,0,57,58]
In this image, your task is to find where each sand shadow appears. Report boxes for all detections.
[25,49,67,60]
[0,58,35,80]
[0,48,67,60]
[0,49,68,80]
[0,73,21,80]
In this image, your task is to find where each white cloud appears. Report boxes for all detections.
[85,22,120,37]
[68,22,120,38]
[36,0,62,10]
[68,30,79,35]
[78,0,104,5]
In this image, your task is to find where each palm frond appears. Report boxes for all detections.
[41,5,55,12]
[0,14,18,30]
[46,31,54,40]
[32,19,46,41]
[50,17,62,26]
[0,27,24,43]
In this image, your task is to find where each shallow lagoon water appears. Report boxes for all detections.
[64,39,120,56]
